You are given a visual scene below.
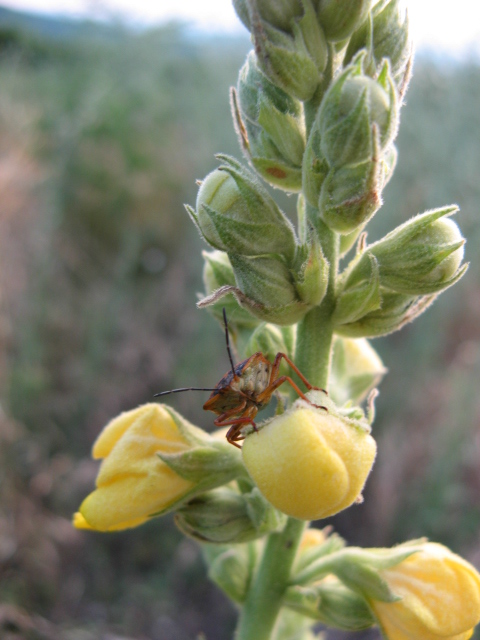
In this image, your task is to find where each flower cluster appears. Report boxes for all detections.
[73,0,477,639]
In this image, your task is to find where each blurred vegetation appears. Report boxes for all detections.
[0,11,479,639]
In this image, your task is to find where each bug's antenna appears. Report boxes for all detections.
[154,387,216,398]
[223,307,236,377]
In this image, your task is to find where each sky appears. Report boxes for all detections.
[2,0,480,58]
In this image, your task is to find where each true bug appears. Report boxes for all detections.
[155,309,327,448]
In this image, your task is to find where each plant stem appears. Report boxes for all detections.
[295,209,339,390]
[235,518,307,640]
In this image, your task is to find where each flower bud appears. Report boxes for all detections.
[292,238,330,306]
[302,119,330,208]
[202,250,259,330]
[229,253,311,325]
[285,579,375,631]
[233,53,306,191]
[317,0,373,42]
[175,486,285,544]
[246,323,294,376]
[345,0,412,88]
[238,0,328,101]
[369,542,480,640]
[188,155,297,260]
[331,337,386,406]
[242,394,376,520]
[334,253,382,326]
[203,542,258,603]
[318,55,398,169]
[335,290,436,338]
[318,156,384,234]
[347,206,467,295]
[73,404,242,531]
[232,0,303,33]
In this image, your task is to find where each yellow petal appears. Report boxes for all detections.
[79,461,193,531]
[93,404,184,459]
[95,406,190,486]
[242,408,376,520]
[374,543,480,640]
[73,511,94,530]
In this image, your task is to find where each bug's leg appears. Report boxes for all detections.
[214,417,257,448]
[214,406,258,448]
[271,352,328,394]
[257,375,328,412]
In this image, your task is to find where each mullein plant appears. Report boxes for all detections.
[74,1,480,638]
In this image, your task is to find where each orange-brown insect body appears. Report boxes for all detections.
[204,350,327,448]
[154,309,327,448]
[203,352,272,416]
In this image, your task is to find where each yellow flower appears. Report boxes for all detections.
[73,404,203,531]
[241,401,376,520]
[372,542,480,640]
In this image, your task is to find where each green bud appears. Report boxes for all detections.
[245,0,328,101]
[202,250,259,330]
[334,291,437,338]
[345,0,412,88]
[284,580,375,630]
[197,260,311,325]
[317,0,373,42]
[347,206,467,295]
[302,119,330,208]
[203,541,258,603]
[318,55,398,169]
[232,0,303,32]
[188,155,297,260]
[233,52,306,191]
[175,486,285,544]
[318,154,383,234]
[292,238,329,306]
[331,337,387,406]
[231,254,297,308]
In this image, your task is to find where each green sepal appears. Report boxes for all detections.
[202,250,260,330]
[302,120,330,208]
[249,5,324,101]
[175,486,285,544]
[201,202,295,259]
[203,541,259,604]
[334,292,437,338]
[293,238,330,306]
[250,157,303,192]
[158,442,244,484]
[244,487,288,534]
[319,154,383,234]
[317,0,373,42]
[197,284,311,326]
[230,253,298,308]
[318,53,398,170]
[284,582,375,631]
[293,530,346,576]
[345,0,412,84]
[333,254,381,325]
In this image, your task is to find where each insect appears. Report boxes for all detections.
[155,309,327,448]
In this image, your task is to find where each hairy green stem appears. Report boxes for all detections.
[235,518,307,640]
[295,209,339,389]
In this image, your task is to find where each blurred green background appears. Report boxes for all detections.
[0,7,479,639]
